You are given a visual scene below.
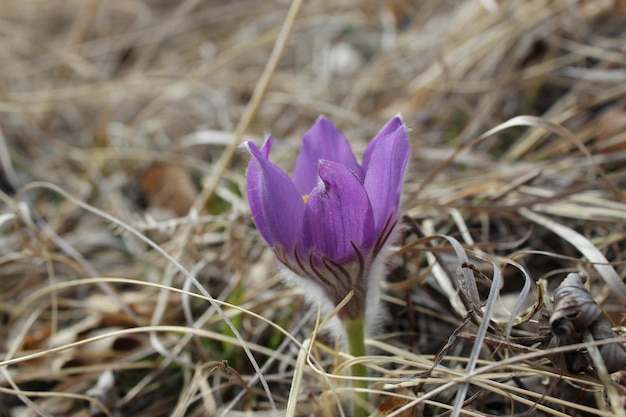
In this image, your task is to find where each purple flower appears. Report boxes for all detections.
[244,116,409,321]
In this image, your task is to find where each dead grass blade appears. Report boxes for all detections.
[11,181,279,413]
[520,207,626,306]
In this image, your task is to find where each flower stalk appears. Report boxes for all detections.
[345,318,369,417]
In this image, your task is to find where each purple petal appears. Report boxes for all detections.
[245,137,305,250]
[292,117,363,195]
[362,116,410,229]
[302,161,375,262]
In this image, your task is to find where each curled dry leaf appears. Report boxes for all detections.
[550,273,603,339]
[548,272,626,373]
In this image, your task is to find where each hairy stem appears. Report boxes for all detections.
[345,318,369,417]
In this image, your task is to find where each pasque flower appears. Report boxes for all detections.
[244,116,409,323]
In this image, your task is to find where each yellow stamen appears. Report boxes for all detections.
[302,194,309,203]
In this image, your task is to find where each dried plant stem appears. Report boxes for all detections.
[583,331,626,417]
[344,318,369,417]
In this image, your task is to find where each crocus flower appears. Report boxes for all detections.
[244,116,409,323]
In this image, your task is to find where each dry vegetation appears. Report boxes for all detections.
[1,0,626,416]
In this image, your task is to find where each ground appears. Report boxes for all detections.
[1,1,625,416]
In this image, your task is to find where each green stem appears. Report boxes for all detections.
[344,318,369,417]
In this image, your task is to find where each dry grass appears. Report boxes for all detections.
[1,0,626,416]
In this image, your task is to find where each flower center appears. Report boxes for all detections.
[302,194,309,203]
